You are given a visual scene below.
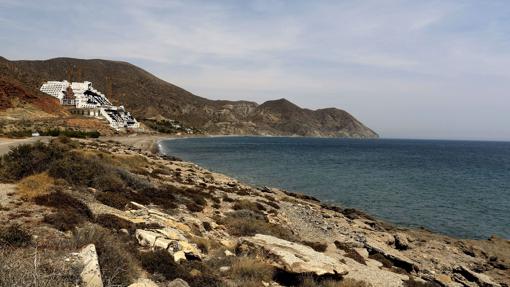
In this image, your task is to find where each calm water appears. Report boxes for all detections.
[160,137,510,239]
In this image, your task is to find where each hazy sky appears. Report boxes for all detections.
[1,0,510,140]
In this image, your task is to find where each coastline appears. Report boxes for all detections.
[0,135,508,285]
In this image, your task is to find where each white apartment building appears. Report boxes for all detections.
[40,80,140,130]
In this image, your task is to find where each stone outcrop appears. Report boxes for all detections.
[454,265,501,287]
[135,228,202,260]
[239,234,348,276]
[79,244,103,287]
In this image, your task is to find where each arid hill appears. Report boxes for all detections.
[0,57,378,138]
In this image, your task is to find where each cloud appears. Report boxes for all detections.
[1,0,510,140]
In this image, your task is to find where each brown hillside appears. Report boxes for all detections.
[0,57,378,138]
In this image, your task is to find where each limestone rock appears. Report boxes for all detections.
[128,278,159,287]
[79,244,103,287]
[240,234,348,276]
[167,278,190,287]
[454,265,501,287]
[173,251,186,262]
[364,238,417,272]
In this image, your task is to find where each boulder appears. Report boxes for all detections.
[239,234,348,276]
[79,244,103,287]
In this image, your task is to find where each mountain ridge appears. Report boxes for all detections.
[0,56,378,138]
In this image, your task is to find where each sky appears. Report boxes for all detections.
[1,0,510,140]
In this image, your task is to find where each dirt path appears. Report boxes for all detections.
[0,137,50,156]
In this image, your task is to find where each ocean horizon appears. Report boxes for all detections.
[160,136,510,240]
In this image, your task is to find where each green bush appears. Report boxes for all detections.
[0,142,67,180]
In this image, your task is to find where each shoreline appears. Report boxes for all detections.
[1,134,508,285]
[117,134,508,240]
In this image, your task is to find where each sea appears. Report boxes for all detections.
[159,137,510,240]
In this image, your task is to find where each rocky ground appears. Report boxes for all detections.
[0,137,508,287]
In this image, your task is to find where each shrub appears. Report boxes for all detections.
[95,191,131,210]
[186,202,204,213]
[203,221,213,231]
[404,277,438,287]
[222,195,234,202]
[17,172,55,201]
[232,199,266,213]
[35,191,93,231]
[222,211,297,241]
[296,276,373,287]
[0,224,32,247]
[0,142,66,180]
[35,191,92,218]
[73,225,140,286]
[302,241,328,252]
[139,250,224,287]
[95,214,136,233]
[43,211,87,232]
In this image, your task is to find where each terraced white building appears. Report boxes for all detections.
[40,80,140,130]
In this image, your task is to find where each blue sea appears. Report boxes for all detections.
[159,137,510,239]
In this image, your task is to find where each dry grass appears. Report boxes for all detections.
[17,172,55,201]
[0,247,80,287]
[229,256,275,285]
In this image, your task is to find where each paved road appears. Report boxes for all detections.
[0,137,50,156]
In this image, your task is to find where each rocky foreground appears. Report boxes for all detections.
[0,137,508,287]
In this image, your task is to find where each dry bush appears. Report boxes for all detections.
[233,199,267,213]
[0,247,80,287]
[0,224,32,247]
[95,214,136,233]
[203,221,213,231]
[139,249,223,287]
[298,276,373,287]
[403,277,438,287]
[222,195,235,202]
[186,202,204,212]
[73,225,140,286]
[17,172,55,201]
[222,211,297,241]
[0,142,68,181]
[36,190,90,232]
[229,256,274,285]
[302,240,328,252]
[95,191,131,209]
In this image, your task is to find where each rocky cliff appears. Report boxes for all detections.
[0,57,378,138]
